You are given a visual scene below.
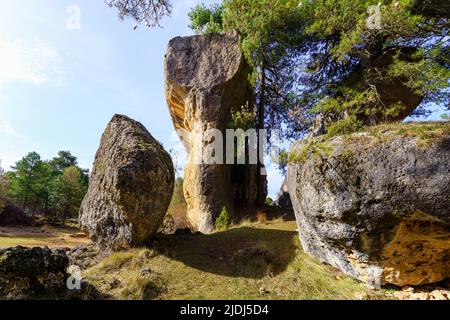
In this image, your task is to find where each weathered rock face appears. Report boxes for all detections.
[0,246,69,299]
[165,32,266,233]
[79,115,175,250]
[288,123,450,287]
[275,178,293,211]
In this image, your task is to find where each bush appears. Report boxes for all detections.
[264,197,274,206]
[215,206,231,231]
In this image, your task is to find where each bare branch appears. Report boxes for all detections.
[105,0,172,28]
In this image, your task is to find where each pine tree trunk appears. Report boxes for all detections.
[256,64,266,207]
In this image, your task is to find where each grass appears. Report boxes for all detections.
[0,236,54,248]
[84,248,166,300]
[288,121,450,165]
[288,141,334,164]
[0,226,90,248]
[82,220,373,300]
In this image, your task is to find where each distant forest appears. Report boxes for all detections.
[0,151,88,224]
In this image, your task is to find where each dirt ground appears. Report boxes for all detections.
[0,225,90,248]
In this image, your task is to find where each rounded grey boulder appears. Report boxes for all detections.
[288,122,450,287]
[0,246,69,299]
[79,114,175,250]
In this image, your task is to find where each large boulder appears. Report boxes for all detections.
[79,115,175,250]
[0,246,69,299]
[287,122,450,288]
[164,32,266,233]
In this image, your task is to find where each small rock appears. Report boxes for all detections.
[355,292,370,300]
[140,267,153,277]
[259,287,269,295]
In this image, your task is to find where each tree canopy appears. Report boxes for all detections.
[3,151,88,222]
[188,3,224,34]
[106,0,449,163]
[50,150,78,174]
[53,166,87,224]
[188,0,449,139]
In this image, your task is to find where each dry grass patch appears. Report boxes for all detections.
[82,220,376,300]
[0,226,90,248]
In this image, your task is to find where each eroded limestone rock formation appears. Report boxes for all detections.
[165,32,266,233]
[0,246,69,299]
[288,122,450,287]
[79,115,174,250]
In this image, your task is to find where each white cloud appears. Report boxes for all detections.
[0,121,23,138]
[0,33,64,86]
[266,165,285,199]
[0,155,18,171]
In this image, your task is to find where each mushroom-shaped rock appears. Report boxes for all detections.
[79,115,175,250]
[164,32,266,233]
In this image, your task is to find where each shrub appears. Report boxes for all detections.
[215,206,231,231]
[264,197,274,206]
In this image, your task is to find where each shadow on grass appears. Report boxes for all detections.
[149,226,298,279]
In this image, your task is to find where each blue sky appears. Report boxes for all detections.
[0,0,447,199]
[0,0,286,197]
